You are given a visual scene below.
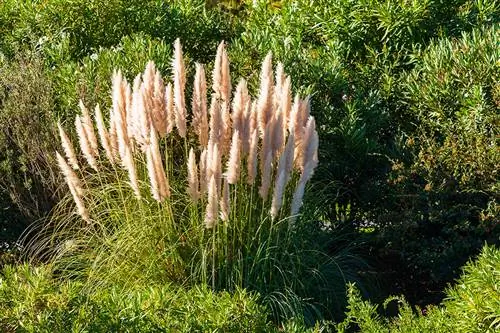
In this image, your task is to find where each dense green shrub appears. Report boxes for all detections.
[0,55,62,241]
[374,25,499,285]
[337,244,500,332]
[0,264,273,332]
[0,0,235,61]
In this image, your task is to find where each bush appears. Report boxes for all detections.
[0,264,272,332]
[0,54,62,244]
[337,244,500,332]
[373,25,499,286]
[0,0,235,61]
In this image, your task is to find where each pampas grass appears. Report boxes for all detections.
[48,39,329,324]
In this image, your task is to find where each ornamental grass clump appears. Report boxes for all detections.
[30,39,343,322]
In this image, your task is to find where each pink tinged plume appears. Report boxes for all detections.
[225,130,241,184]
[75,115,98,171]
[220,177,230,222]
[57,122,79,170]
[165,83,174,135]
[257,52,274,137]
[94,104,115,164]
[172,38,187,138]
[205,175,219,229]
[192,63,209,147]
[187,148,200,202]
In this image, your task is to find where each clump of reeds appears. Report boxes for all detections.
[56,38,318,227]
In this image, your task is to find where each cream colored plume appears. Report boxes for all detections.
[220,177,230,221]
[247,129,259,184]
[75,115,98,171]
[205,175,218,229]
[257,52,274,137]
[56,152,89,222]
[165,83,175,135]
[192,63,209,147]
[212,41,231,103]
[187,148,200,202]
[173,38,187,138]
[94,104,114,164]
[57,122,79,170]
[78,100,99,156]
[225,130,241,184]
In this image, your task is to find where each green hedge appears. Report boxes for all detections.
[337,244,500,333]
[0,264,272,332]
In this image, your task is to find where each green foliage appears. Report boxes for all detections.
[0,264,272,332]
[0,0,235,61]
[337,244,500,332]
[376,25,499,283]
[0,54,62,240]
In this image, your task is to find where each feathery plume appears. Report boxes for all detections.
[220,43,231,103]
[225,130,241,184]
[146,147,161,202]
[259,150,273,200]
[212,41,224,99]
[165,83,174,135]
[199,149,208,196]
[94,104,114,164]
[173,38,187,138]
[257,52,274,137]
[192,63,209,147]
[150,126,170,200]
[57,122,79,170]
[247,129,259,184]
[298,116,318,172]
[56,152,89,222]
[112,75,141,198]
[240,100,252,155]
[75,115,98,171]
[272,109,285,159]
[205,175,218,229]
[271,170,286,220]
[232,79,248,135]
[221,101,232,155]
[152,68,168,136]
[108,107,119,157]
[220,177,230,221]
[79,100,99,156]
[208,95,222,146]
[187,148,200,202]
[281,76,292,127]
[290,159,317,219]
[271,133,295,219]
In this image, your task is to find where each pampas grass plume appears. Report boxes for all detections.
[173,38,187,138]
[57,122,79,170]
[220,177,230,221]
[56,152,89,222]
[226,130,241,184]
[75,115,98,171]
[192,63,209,147]
[187,148,200,202]
[94,104,114,164]
[79,100,99,155]
[205,175,218,229]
